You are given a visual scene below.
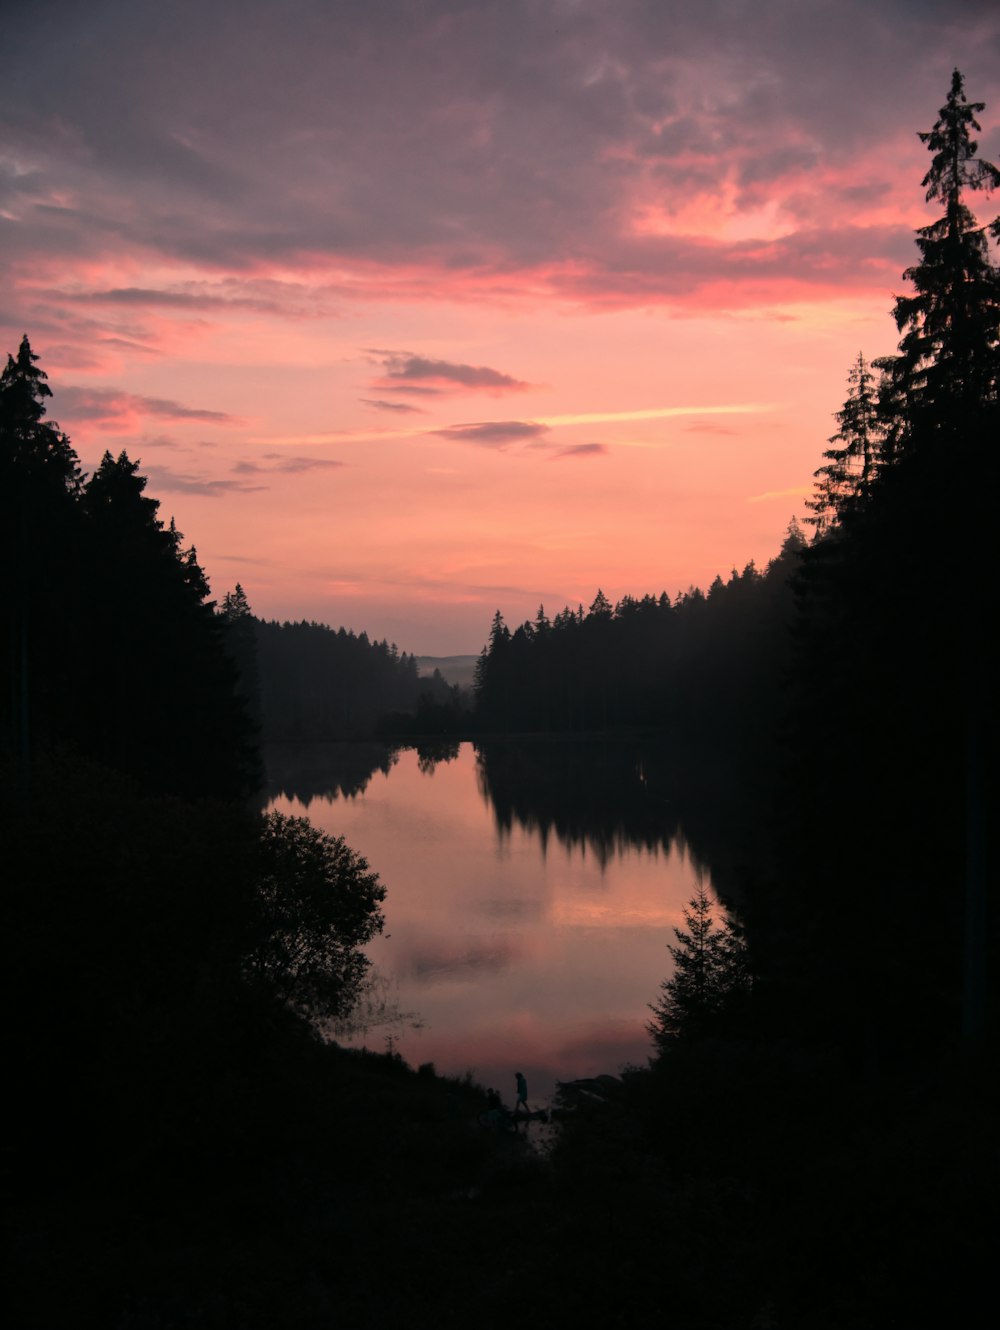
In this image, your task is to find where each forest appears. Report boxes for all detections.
[3,70,997,1328]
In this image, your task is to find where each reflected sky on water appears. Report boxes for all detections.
[264,741,709,1104]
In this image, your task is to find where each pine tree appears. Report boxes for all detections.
[1,337,83,769]
[782,73,1000,1059]
[473,610,510,727]
[648,886,749,1052]
[81,450,255,796]
[807,353,880,531]
[219,584,262,729]
[888,69,1000,428]
[0,335,80,490]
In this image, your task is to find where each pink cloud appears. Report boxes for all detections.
[55,385,240,432]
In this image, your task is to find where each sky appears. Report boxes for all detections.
[3,1,999,654]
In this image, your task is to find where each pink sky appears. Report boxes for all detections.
[3,1,999,653]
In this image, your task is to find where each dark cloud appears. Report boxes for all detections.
[360,398,425,414]
[57,385,238,425]
[140,432,182,450]
[234,454,344,475]
[433,420,549,448]
[75,287,213,308]
[370,350,530,393]
[60,279,339,318]
[95,336,161,357]
[551,443,609,460]
[1,1,997,309]
[140,463,266,496]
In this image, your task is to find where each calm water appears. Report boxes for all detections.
[263,739,715,1104]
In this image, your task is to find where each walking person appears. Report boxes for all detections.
[512,1070,531,1119]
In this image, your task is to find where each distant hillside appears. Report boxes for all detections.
[415,655,479,690]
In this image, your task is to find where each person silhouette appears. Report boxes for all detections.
[513,1070,530,1118]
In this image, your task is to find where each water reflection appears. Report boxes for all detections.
[263,739,736,1102]
[262,740,399,805]
[476,738,697,871]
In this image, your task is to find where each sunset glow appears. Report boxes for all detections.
[3,0,998,652]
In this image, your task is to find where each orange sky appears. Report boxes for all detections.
[3,2,998,652]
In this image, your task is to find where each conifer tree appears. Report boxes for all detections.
[808,353,880,531]
[888,69,1000,428]
[0,335,80,490]
[81,450,255,796]
[648,886,749,1051]
[474,610,511,726]
[219,584,262,729]
[1,337,83,768]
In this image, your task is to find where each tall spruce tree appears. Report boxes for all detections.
[807,353,880,531]
[219,584,262,729]
[887,69,1000,429]
[1,337,83,771]
[648,886,749,1051]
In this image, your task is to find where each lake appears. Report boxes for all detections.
[263,738,720,1105]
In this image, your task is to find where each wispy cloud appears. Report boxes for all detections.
[141,463,266,496]
[747,485,810,504]
[360,397,426,414]
[234,454,344,475]
[59,278,340,318]
[369,350,530,394]
[539,404,774,427]
[551,443,608,460]
[57,385,239,426]
[432,420,549,448]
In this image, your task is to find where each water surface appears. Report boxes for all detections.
[264,740,712,1103]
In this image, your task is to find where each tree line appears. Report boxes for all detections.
[0,344,256,799]
[2,335,398,1325]
[472,526,804,746]
[218,582,464,741]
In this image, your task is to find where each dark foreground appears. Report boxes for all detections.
[7,1032,994,1330]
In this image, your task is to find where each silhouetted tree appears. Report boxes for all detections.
[219,583,262,727]
[775,70,1000,1060]
[888,69,1000,425]
[246,811,386,1023]
[1,336,83,770]
[808,353,880,531]
[648,886,749,1051]
[81,450,255,797]
[474,610,512,727]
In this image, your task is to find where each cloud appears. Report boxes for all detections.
[2,1,997,330]
[58,278,340,318]
[56,385,238,426]
[140,463,267,496]
[747,485,810,504]
[541,403,773,426]
[369,350,530,393]
[551,443,608,460]
[360,397,425,414]
[234,453,344,475]
[432,420,549,448]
